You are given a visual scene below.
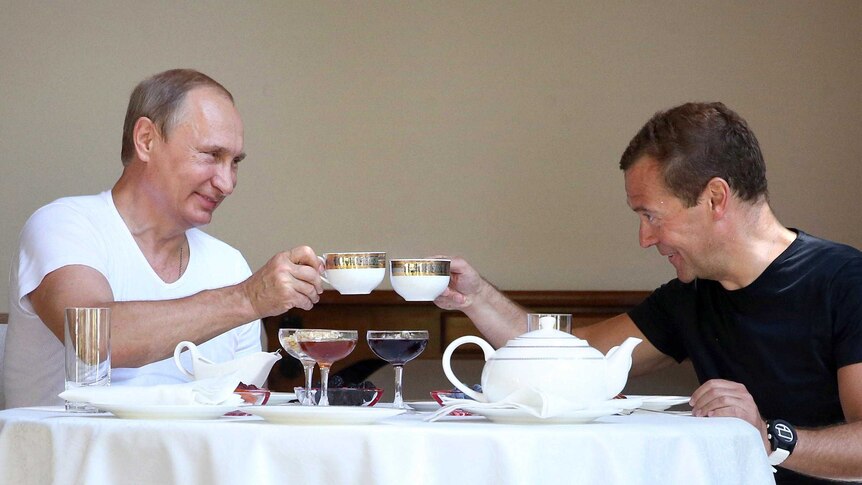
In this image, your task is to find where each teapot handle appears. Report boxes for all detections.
[173,341,198,379]
[442,336,495,403]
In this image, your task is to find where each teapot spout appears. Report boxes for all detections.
[604,337,642,398]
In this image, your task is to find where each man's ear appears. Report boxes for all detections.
[704,177,731,218]
[132,117,158,162]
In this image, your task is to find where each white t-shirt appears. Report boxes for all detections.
[3,191,261,408]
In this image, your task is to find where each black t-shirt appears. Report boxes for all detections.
[629,230,862,485]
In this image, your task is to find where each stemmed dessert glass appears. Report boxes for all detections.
[296,329,358,406]
[277,328,319,406]
[367,330,429,409]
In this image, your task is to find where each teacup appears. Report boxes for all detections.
[318,252,386,295]
[390,258,451,301]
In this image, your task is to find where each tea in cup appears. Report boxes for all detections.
[390,258,451,301]
[319,252,386,295]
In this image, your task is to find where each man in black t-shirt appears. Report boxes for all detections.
[434,102,862,484]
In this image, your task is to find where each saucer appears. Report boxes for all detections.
[406,401,441,412]
[467,406,619,424]
[244,405,405,424]
[265,392,297,405]
[459,397,642,424]
[93,403,238,420]
[627,395,690,412]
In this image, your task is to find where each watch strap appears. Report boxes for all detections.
[768,447,790,466]
[766,419,797,467]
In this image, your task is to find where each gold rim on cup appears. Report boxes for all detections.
[324,252,386,269]
[390,259,451,276]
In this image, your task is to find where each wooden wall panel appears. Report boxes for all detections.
[263,290,649,392]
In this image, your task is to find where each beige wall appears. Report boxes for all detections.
[2,1,861,313]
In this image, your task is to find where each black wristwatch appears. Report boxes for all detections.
[766,419,797,466]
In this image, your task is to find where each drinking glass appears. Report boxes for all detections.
[278,328,318,406]
[526,313,572,333]
[296,329,358,406]
[64,307,111,412]
[367,330,429,409]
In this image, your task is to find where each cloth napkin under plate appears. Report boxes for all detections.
[58,374,245,407]
[424,388,641,422]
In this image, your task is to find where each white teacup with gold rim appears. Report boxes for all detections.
[318,252,386,295]
[390,258,451,301]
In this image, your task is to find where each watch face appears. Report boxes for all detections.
[773,422,795,444]
[769,419,797,452]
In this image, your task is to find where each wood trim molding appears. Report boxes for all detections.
[502,290,650,308]
[300,289,650,308]
[0,290,649,325]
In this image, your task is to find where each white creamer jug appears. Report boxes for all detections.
[173,341,281,388]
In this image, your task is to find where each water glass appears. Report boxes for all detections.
[64,307,111,412]
[526,313,572,334]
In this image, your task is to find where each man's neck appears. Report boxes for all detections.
[716,203,797,290]
[111,173,186,252]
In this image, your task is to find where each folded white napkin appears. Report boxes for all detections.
[424,388,580,422]
[425,388,640,422]
[59,374,244,406]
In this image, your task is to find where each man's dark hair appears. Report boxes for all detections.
[619,102,768,207]
[120,69,234,166]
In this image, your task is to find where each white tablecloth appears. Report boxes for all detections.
[0,406,774,485]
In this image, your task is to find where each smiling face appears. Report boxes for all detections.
[147,87,245,229]
[624,156,718,283]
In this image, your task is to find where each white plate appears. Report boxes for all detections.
[467,406,620,424]
[407,401,441,412]
[627,395,691,411]
[244,405,406,424]
[461,398,642,424]
[92,403,239,420]
[266,392,297,405]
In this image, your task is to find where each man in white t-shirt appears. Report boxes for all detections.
[4,69,324,408]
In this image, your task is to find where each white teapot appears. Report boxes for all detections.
[442,319,641,406]
[173,341,282,388]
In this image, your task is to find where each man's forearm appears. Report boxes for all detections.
[782,421,862,480]
[108,283,259,368]
[461,280,528,348]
